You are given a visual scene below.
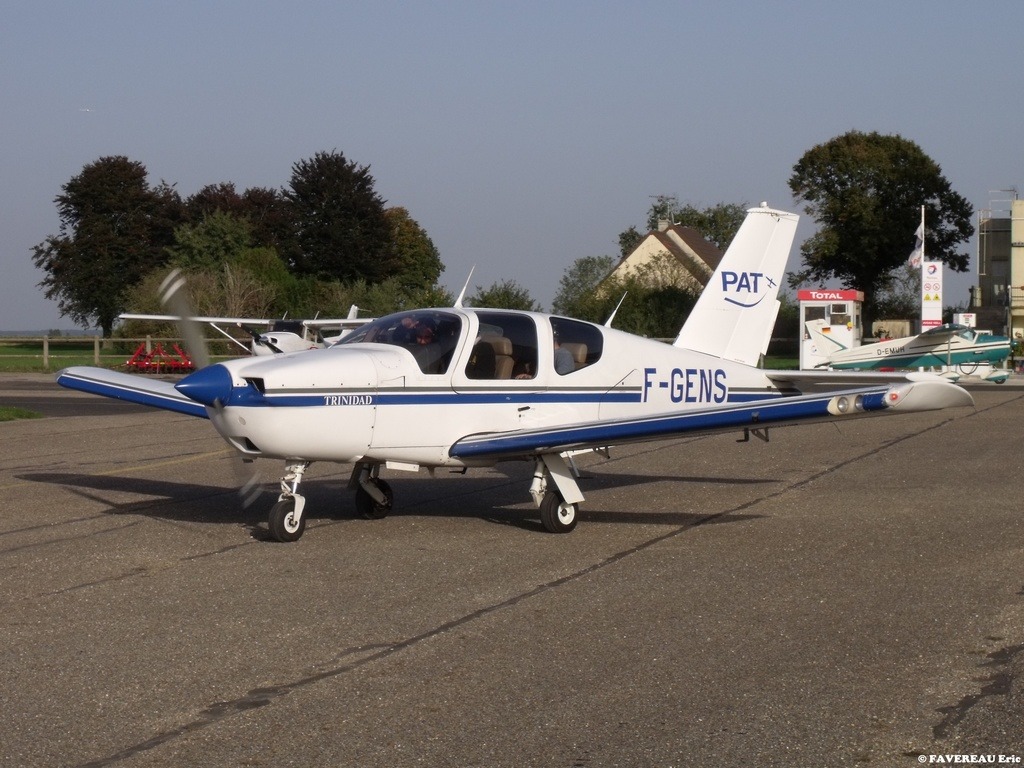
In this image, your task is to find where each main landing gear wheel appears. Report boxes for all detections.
[540,490,578,534]
[356,479,393,520]
[268,497,305,542]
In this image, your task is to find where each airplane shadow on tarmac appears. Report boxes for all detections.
[20,465,772,539]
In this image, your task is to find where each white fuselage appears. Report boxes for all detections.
[206,309,781,467]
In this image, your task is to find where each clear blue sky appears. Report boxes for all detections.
[2,0,1021,330]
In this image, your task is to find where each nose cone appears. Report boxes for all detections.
[176,363,234,407]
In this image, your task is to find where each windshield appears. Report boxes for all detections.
[337,310,463,374]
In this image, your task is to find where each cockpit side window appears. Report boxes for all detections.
[466,312,538,380]
[338,310,462,374]
[550,317,603,375]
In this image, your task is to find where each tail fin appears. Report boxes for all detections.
[804,318,848,354]
[673,205,799,366]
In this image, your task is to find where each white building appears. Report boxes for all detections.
[602,221,722,293]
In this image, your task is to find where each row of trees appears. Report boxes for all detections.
[32,151,446,336]
[32,131,974,339]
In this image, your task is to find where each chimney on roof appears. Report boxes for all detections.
[657,219,670,232]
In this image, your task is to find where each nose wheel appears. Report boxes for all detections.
[268,461,309,542]
[268,496,306,542]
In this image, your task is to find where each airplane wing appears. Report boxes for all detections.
[56,367,208,419]
[764,369,956,390]
[449,378,972,461]
[300,318,368,328]
[119,313,277,326]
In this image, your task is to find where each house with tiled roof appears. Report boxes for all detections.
[601,220,723,292]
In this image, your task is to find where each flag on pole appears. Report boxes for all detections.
[908,222,924,267]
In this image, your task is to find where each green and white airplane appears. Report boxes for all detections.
[805,319,1011,381]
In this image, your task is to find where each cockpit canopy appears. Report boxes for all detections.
[338,310,463,374]
[337,309,606,378]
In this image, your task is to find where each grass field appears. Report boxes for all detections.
[0,339,115,372]
[0,406,43,421]
[0,338,245,372]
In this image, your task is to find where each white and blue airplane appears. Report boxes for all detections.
[57,205,973,541]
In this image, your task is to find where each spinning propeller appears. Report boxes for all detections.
[236,322,285,355]
[158,269,263,509]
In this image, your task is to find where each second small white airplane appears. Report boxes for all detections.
[119,305,369,356]
[805,319,1011,379]
[59,205,973,541]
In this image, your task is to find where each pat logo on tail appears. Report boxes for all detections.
[721,271,779,308]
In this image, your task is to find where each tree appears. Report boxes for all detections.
[552,254,616,317]
[167,210,256,271]
[618,226,643,258]
[31,156,183,335]
[664,202,747,251]
[285,150,395,282]
[467,279,540,311]
[161,211,298,317]
[550,253,699,337]
[637,196,747,250]
[874,263,922,320]
[184,182,247,221]
[298,276,453,318]
[383,207,444,291]
[609,281,697,338]
[788,130,974,327]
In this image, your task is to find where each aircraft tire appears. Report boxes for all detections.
[356,479,393,520]
[268,498,305,542]
[540,491,577,534]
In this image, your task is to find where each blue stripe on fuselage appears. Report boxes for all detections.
[248,388,783,408]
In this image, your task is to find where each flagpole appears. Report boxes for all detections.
[920,205,925,264]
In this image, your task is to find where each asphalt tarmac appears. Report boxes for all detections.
[2,373,1024,766]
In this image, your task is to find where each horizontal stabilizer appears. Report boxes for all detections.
[56,367,208,418]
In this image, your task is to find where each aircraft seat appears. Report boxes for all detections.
[561,342,588,370]
[485,336,515,379]
[465,340,496,379]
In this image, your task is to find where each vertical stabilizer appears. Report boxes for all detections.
[673,205,799,365]
[804,318,849,354]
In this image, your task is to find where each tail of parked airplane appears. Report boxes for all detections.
[673,205,799,367]
[803,318,849,354]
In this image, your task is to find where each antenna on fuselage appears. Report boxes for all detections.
[604,292,628,328]
[454,266,476,308]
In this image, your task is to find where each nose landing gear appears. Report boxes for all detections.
[267,461,310,542]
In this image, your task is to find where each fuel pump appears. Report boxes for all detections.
[799,289,864,369]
